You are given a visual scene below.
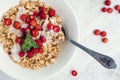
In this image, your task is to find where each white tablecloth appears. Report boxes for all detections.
[1,0,120,80]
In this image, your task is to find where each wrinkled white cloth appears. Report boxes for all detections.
[1,0,120,80]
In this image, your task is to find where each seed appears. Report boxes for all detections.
[94,29,101,35]
[71,70,78,76]
[107,8,113,13]
[101,7,107,12]
[102,38,109,43]
[100,31,107,37]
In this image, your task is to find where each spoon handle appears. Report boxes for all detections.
[69,40,117,69]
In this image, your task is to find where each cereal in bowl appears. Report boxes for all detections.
[0,0,65,69]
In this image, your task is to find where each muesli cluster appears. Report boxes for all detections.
[0,0,65,69]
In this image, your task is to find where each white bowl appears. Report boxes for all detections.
[0,0,79,80]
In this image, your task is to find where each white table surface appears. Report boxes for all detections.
[1,0,120,80]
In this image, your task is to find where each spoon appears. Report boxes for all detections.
[69,40,117,69]
[62,28,117,69]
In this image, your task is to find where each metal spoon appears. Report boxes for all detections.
[62,28,117,69]
[69,40,117,69]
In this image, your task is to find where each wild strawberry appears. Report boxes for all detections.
[32,48,39,54]
[19,51,25,57]
[53,25,60,32]
[94,29,101,35]
[33,11,39,16]
[29,19,37,26]
[101,7,107,12]
[31,29,39,37]
[35,39,43,48]
[105,0,111,6]
[15,37,22,43]
[49,9,56,17]
[27,51,34,58]
[107,8,113,13]
[13,21,21,29]
[40,36,46,43]
[47,23,53,30]
[4,18,12,26]
[38,48,44,53]
[29,15,35,20]
[102,38,109,43]
[114,5,120,11]
[71,70,78,76]
[40,12,47,19]
[100,31,107,37]
[20,14,28,22]
[35,24,43,31]
[39,6,46,12]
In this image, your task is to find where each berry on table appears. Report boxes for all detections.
[94,29,101,35]
[101,7,107,12]
[71,70,78,76]
[105,0,111,6]
[100,31,107,37]
[102,38,109,43]
[107,8,113,13]
[114,5,120,11]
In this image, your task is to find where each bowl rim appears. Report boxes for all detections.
[0,0,80,80]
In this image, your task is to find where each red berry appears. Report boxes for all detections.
[29,19,37,26]
[40,12,47,19]
[101,7,107,12]
[102,38,109,43]
[19,51,25,57]
[53,25,60,32]
[15,37,22,43]
[19,39,24,46]
[21,28,27,33]
[35,24,43,31]
[39,6,46,12]
[49,9,56,17]
[4,18,12,26]
[107,8,113,13]
[27,51,34,58]
[40,36,46,43]
[114,5,120,11]
[100,31,107,37]
[31,29,39,37]
[13,21,21,29]
[35,39,43,48]
[27,24,34,30]
[47,23,53,30]
[32,48,39,54]
[105,0,111,6]
[29,15,35,20]
[94,29,101,35]
[33,11,39,16]
[38,48,44,53]
[71,70,78,76]
[20,14,28,22]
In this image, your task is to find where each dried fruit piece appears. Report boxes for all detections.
[94,29,101,35]
[101,7,107,12]
[13,21,21,29]
[4,18,12,26]
[20,14,28,22]
[53,25,60,32]
[27,51,34,58]
[102,38,109,43]
[40,36,46,43]
[19,51,25,57]
[100,31,107,37]
[29,19,37,26]
[31,29,39,37]
[71,70,78,76]
[107,8,113,13]
[47,23,53,30]
[49,9,56,17]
